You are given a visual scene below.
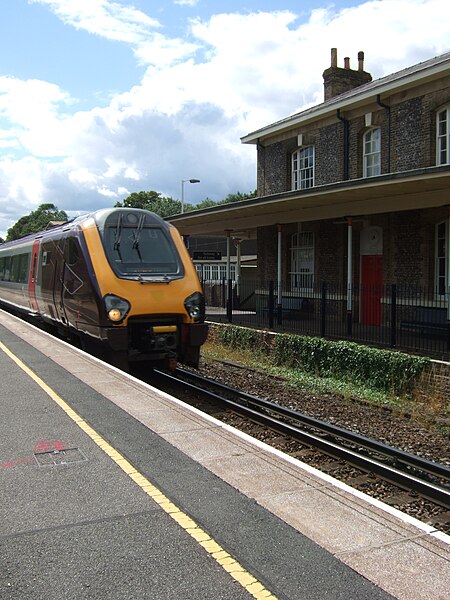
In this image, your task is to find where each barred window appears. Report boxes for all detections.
[437,107,450,165]
[290,231,314,290]
[292,146,314,190]
[363,128,381,177]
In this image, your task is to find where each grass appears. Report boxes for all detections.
[202,339,401,408]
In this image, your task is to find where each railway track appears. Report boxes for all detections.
[154,366,450,532]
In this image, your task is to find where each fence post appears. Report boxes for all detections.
[277,302,283,325]
[320,282,327,337]
[226,278,233,322]
[221,277,226,308]
[390,283,397,348]
[268,281,275,329]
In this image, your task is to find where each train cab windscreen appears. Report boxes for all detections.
[98,211,184,280]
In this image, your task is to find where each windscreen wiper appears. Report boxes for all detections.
[113,213,123,260]
[132,214,145,261]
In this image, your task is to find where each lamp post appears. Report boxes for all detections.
[181,178,200,213]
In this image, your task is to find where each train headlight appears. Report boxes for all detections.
[184,291,205,322]
[104,294,130,324]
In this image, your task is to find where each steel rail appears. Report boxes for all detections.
[156,368,450,509]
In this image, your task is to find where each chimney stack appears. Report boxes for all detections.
[323,48,372,101]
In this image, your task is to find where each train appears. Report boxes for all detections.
[0,208,208,370]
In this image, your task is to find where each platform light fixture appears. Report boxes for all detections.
[181,178,200,214]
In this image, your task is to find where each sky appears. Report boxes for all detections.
[0,0,449,238]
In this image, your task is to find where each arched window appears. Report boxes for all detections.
[363,128,381,177]
[437,106,450,165]
[292,146,314,190]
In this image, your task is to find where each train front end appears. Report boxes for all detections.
[82,208,208,370]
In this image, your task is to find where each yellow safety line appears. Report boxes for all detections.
[0,340,277,600]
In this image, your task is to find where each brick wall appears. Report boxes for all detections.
[258,80,450,193]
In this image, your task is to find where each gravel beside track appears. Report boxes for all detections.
[192,356,450,467]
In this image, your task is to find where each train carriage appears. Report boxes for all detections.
[0,208,208,370]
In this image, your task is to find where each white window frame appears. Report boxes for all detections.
[292,146,314,191]
[435,221,447,298]
[363,127,381,177]
[437,106,450,166]
[196,263,236,282]
[290,231,314,290]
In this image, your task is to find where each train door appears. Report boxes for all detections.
[52,238,69,325]
[28,240,40,312]
[360,226,383,326]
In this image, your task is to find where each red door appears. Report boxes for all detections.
[28,240,40,312]
[361,255,382,326]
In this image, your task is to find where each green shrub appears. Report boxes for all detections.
[218,325,262,352]
[274,334,429,394]
[212,325,430,395]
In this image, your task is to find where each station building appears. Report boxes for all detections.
[170,49,450,353]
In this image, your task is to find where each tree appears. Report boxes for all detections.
[6,203,68,241]
[115,189,257,218]
[219,190,257,204]
[115,191,182,218]
[0,237,4,244]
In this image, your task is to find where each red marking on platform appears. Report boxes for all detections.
[0,457,35,469]
[34,440,67,453]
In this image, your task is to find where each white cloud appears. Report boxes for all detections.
[1,0,450,238]
[30,0,161,43]
[30,0,198,68]
[174,0,199,6]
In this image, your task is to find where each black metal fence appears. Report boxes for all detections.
[202,279,450,359]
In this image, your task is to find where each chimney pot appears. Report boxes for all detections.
[331,48,337,68]
[344,57,350,69]
[358,51,364,71]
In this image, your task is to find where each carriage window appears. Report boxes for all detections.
[2,256,11,281]
[65,238,80,266]
[18,254,29,283]
[10,256,19,282]
[8,254,29,283]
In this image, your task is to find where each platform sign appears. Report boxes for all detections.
[192,251,222,260]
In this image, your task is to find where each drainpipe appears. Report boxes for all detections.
[337,110,349,180]
[376,95,391,172]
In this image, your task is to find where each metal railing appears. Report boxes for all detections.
[202,279,450,359]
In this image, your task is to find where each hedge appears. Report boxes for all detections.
[215,325,429,395]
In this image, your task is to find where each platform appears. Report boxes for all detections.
[0,309,449,599]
